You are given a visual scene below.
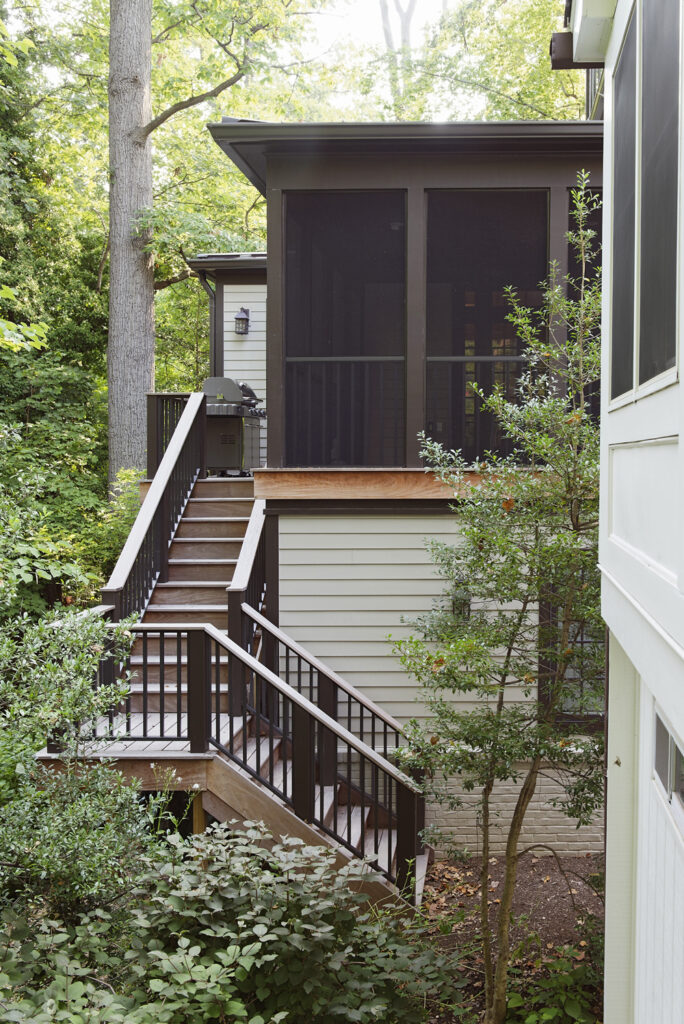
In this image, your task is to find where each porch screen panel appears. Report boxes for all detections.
[426,190,547,463]
[639,0,679,385]
[611,14,636,399]
[284,191,406,466]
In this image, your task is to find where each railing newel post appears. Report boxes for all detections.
[199,394,207,479]
[227,588,246,714]
[395,782,419,901]
[147,393,159,479]
[318,673,337,786]
[187,629,211,752]
[292,703,315,822]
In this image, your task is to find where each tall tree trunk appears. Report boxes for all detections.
[108,0,154,481]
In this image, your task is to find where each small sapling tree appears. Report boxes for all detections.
[395,173,604,1024]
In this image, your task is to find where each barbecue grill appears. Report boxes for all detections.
[203,376,263,473]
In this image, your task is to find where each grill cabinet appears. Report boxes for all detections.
[203,377,263,472]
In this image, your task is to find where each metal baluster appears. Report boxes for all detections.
[142,631,148,738]
[159,629,165,737]
[176,632,182,736]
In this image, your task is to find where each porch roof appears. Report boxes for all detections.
[207,118,604,195]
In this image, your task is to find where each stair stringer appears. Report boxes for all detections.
[204,754,403,908]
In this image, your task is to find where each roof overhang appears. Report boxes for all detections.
[558,0,617,65]
[207,119,604,197]
[186,252,267,277]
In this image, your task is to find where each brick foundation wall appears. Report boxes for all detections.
[424,762,604,858]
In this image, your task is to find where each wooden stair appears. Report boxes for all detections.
[136,475,253,637]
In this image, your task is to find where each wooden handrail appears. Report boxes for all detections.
[121,622,421,793]
[104,393,205,595]
[241,603,405,737]
[228,500,266,593]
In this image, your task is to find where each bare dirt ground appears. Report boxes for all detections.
[421,852,604,1023]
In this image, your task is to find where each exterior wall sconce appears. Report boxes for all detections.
[234,307,250,335]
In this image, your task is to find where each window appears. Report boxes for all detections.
[426,190,547,463]
[538,595,605,729]
[610,13,636,400]
[284,191,406,467]
[610,2,680,399]
[638,0,679,385]
[654,713,684,831]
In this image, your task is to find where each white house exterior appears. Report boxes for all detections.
[568,0,684,1020]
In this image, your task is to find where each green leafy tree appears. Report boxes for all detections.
[394,175,603,1024]
[347,0,583,121]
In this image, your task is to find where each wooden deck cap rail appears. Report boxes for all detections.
[227,500,266,594]
[115,621,421,794]
[241,603,405,738]
[104,393,206,594]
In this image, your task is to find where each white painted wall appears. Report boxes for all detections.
[223,283,267,466]
[599,2,684,1021]
[633,683,684,1024]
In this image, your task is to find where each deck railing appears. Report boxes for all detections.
[102,393,206,620]
[242,603,403,759]
[86,619,422,896]
[226,499,267,655]
[146,392,191,478]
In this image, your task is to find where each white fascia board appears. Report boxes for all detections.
[570,0,618,61]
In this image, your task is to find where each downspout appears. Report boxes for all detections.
[197,271,219,377]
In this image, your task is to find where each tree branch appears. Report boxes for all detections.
[136,69,246,140]
[154,270,195,291]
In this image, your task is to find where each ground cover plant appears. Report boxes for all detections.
[0,823,462,1023]
[395,175,604,1024]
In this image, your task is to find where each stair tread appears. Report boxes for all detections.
[168,559,238,564]
[188,498,254,504]
[170,537,239,543]
[155,581,232,588]
[145,598,227,606]
[180,517,250,523]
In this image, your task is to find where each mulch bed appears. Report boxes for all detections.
[420,852,604,1022]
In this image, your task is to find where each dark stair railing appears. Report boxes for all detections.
[102,392,206,620]
[242,603,403,760]
[86,618,423,899]
[146,392,191,478]
[91,393,424,899]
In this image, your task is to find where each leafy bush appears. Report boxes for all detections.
[506,948,601,1024]
[75,467,142,592]
[0,823,459,1023]
[0,609,133,768]
[0,760,153,918]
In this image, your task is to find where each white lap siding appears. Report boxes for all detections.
[223,283,267,466]
[278,512,604,854]
[278,514,462,723]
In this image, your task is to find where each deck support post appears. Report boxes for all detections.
[292,704,315,822]
[187,630,211,752]
[395,783,418,901]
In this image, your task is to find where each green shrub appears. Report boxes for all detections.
[75,468,141,593]
[505,949,601,1024]
[0,760,153,918]
[0,823,459,1023]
